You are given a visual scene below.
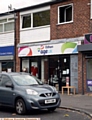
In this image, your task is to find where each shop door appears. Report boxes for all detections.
[49,56,59,87]
[49,55,70,91]
[61,56,70,87]
[86,59,92,92]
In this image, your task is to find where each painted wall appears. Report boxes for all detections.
[20,6,50,44]
[20,26,50,43]
[0,32,14,46]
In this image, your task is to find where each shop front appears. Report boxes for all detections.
[78,33,92,94]
[18,41,80,92]
[0,46,14,72]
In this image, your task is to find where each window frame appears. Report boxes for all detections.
[0,17,14,33]
[33,10,50,28]
[91,0,92,19]
[0,75,12,87]
[21,14,31,29]
[58,3,73,25]
[20,9,50,30]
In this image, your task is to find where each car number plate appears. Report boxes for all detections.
[45,99,56,104]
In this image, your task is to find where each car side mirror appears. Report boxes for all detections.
[5,82,14,88]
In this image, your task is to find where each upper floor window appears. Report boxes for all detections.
[58,4,73,24]
[22,14,31,28]
[0,19,7,23]
[21,10,50,29]
[91,0,92,19]
[33,10,50,27]
[0,17,14,33]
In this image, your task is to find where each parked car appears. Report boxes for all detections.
[0,72,61,115]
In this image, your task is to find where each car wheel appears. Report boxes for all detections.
[15,99,26,115]
[48,107,56,112]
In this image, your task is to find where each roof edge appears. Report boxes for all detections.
[0,0,65,16]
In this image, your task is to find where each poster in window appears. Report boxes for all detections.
[87,80,92,92]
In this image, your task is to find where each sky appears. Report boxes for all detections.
[0,0,51,13]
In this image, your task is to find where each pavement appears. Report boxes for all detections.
[59,93,92,118]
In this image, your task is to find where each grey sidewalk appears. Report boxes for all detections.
[59,94,92,117]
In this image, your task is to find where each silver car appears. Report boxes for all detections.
[0,72,61,115]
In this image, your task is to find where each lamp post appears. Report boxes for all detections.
[8,4,16,72]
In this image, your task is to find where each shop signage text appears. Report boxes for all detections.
[18,42,80,57]
[38,45,53,55]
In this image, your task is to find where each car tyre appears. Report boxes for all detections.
[48,107,56,112]
[15,99,26,115]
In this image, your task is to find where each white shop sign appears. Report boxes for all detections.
[18,42,80,57]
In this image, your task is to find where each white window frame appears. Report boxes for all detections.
[0,16,14,33]
[20,6,50,30]
[21,14,31,29]
[58,3,73,25]
[91,0,92,19]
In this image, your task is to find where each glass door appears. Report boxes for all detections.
[61,56,70,87]
[86,59,92,92]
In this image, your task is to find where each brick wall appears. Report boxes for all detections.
[50,0,90,39]
[51,0,91,94]
[78,52,82,93]
[15,0,92,94]
[78,52,87,94]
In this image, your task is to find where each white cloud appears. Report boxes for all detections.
[0,0,51,13]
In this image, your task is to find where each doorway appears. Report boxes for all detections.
[49,55,70,91]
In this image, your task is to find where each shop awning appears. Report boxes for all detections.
[78,44,92,52]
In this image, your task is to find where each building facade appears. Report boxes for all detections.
[0,0,92,94]
[50,0,92,94]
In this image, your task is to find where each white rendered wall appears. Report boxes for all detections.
[20,6,50,44]
[0,32,14,46]
[20,26,50,43]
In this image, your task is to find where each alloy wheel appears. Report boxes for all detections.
[16,99,26,115]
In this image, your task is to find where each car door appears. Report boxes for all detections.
[0,75,14,106]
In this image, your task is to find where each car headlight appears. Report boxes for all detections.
[26,89,38,95]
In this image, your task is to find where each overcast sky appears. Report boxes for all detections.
[0,0,51,13]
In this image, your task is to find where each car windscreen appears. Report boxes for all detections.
[12,75,39,86]
[32,76,43,85]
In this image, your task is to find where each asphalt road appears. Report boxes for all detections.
[0,107,91,120]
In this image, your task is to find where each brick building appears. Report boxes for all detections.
[0,0,92,94]
[50,0,92,94]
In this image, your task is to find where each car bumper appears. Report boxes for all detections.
[25,94,61,110]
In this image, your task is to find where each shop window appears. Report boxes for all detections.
[22,59,29,72]
[87,59,92,92]
[31,62,38,77]
[22,14,31,28]
[58,4,73,24]
[2,61,13,72]
[87,59,92,79]
[33,10,50,27]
